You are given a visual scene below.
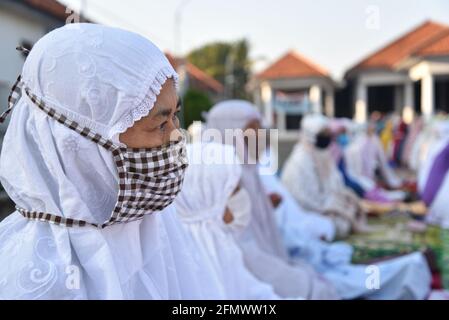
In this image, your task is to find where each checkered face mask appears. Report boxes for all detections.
[111,137,188,226]
[1,76,188,228]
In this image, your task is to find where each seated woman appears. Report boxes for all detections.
[205,100,339,300]
[175,142,282,299]
[329,119,366,199]
[344,122,405,195]
[0,24,218,299]
[282,114,370,238]
[330,119,407,211]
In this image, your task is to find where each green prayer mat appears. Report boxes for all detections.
[346,213,449,288]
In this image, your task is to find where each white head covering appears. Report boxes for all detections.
[0,24,207,299]
[301,113,330,145]
[205,100,263,133]
[175,142,279,299]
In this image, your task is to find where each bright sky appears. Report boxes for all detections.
[59,0,449,80]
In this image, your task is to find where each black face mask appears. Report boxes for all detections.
[315,133,332,149]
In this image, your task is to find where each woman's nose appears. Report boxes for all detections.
[165,119,183,143]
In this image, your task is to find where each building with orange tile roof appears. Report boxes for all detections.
[251,50,335,140]
[345,20,449,123]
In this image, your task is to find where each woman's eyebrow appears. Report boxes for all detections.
[154,98,181,119]
[154,108,172,119]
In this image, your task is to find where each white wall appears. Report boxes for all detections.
[0,6,62,134]
[0,9,48,85]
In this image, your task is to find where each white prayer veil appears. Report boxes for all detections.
[301,113,330,146]
[205,100,263,134]
[0,23,206,299]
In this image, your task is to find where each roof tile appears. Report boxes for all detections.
[257,50,329,80]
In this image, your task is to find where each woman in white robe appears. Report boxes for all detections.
[175,142,281,299]
[0,24,219,299]
[205,100,339,300]
[282,114,367,238]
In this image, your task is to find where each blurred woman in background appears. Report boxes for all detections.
[205,100,339,299]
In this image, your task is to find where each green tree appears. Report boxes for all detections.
[187,39,251,99]
[182,89,212,129]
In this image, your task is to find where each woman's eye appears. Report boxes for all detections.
[159,122,167,131]
[173,110,180,121]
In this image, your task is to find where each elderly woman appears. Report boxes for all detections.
[0,24,218,299]
[205,100,339,300]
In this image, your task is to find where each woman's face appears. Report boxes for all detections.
[244,119,267,161]
[244,118,262,133]
[315,127,333,149]
[119,79,181,148]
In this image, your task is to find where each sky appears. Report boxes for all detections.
[59,0,449,80]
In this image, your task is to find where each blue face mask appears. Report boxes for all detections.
[337,134,349,147]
